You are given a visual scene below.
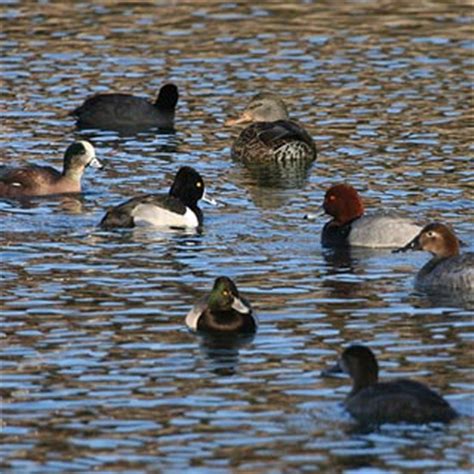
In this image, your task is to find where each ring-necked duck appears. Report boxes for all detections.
[225,92,316,163]
[185,277,258,334]
[71,83,178,131]
[395,222,474,292]
[100,166,214,229]
[0,141,102,197]
[322,345,458,425]
[312,183,422,248]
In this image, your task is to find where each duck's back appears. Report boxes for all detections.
[416,253,474,292]
[349,213,422,248]
[72,94,172,130]
[347,379,457,425]
[231,120,316,163]
[0,165,63,196]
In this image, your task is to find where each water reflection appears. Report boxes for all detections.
[197,333,256,376]
[237,157,314,189]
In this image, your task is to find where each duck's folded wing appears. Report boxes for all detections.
[257,120,314,148]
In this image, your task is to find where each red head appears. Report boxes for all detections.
[323,184,365,225]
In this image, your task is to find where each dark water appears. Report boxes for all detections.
[1,1,473,472]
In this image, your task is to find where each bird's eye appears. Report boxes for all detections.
[196,182,202,188]
[426,231,435,238]
[329,195,336,201]
[222,290,229,296]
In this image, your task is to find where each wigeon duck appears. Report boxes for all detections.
[395,222,474,292]
[320,183,422,248]
[100,166,215,229]
[322,345,458,426]
[225,92,316,163]
[185,277,257,334]
[0,141,102,197]
[71,83,178,132]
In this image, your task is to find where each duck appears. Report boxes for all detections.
[318,183,422,248]
[0,141,102,197]
[100,166,214,229]
[70,83,178,131]
[225,92,316,163]
[322,345,458,426]
[395,222,474,292]
[185,276,257,334]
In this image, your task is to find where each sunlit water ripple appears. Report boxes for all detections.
[1,1,473,472]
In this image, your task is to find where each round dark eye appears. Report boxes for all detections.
[426,231,435,238]
[196,182,202,188]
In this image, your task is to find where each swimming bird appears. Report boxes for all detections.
[0,141,102,197]
[100,166,213,229]
[71,83,178,131]
[395,222,474,292]
[323,345,458,425]
[185,276,257,334]
[225,92,316,163]
[317,183,422,248]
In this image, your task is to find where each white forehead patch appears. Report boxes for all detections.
[79,140,96,158]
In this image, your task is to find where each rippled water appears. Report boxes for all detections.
[1,1,473,472]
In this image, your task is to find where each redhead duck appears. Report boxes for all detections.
[100,166,214,229]
[185,277,257,334]
[323,345,458,425]
[0,141,102,197]
[225,92,316,163]
[320,183,422,248]
[71,83,178,131]
[395,222,474,292]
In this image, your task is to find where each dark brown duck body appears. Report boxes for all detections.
[324,345,457,426]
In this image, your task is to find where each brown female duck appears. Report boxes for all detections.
[0,141,102,197]
[225,92,316,164]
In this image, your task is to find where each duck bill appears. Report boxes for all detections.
[393,234,421,253]
[224,111,253,126]
[202,190,217,206]
[304,206,325,220]
[320,360,344,378]
[231,296,250,314]
[88,156,104,169]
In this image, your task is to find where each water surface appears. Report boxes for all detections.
[1,1,473,472]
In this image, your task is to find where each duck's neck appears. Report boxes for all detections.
[63,167,84,183]
[350,370,378,396]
